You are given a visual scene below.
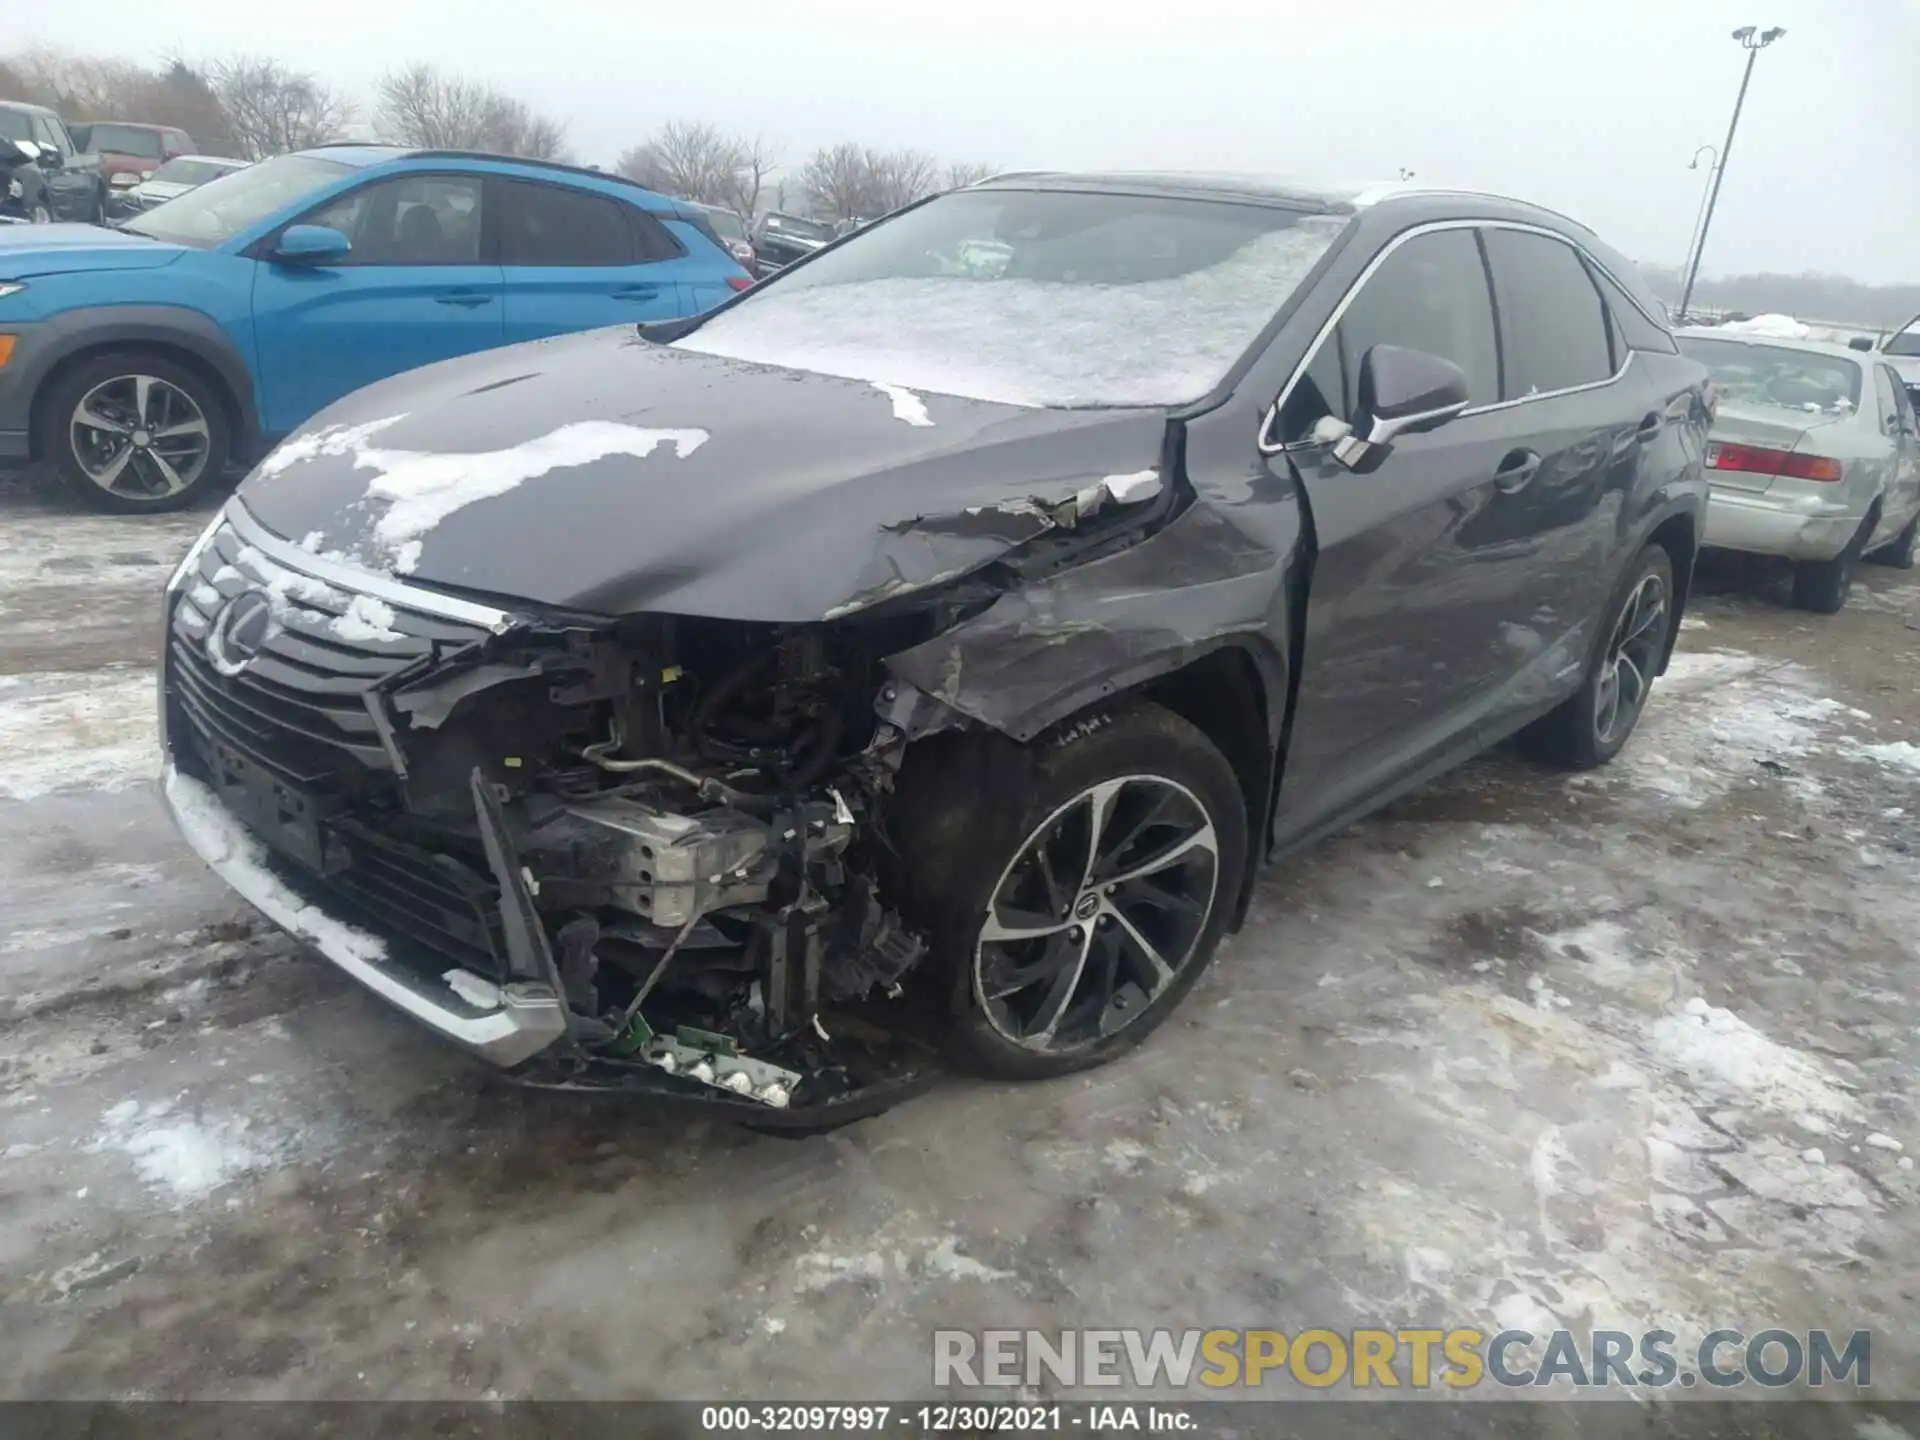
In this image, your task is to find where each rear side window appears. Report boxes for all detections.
[1276,228,1498,444]
[501,181,633,266]
[1588,264,1676,356]
[1483,229,1615,398]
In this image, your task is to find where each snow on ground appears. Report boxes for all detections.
[0,669,157,801]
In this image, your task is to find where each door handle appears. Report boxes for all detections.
[1492,449,1542,494]
[435,291,493,307]
[1635,413,1664,444]
[611,284,663,300]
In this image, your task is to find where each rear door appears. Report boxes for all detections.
[1266,225,1542,842]
[1476,225,1656,683]
[250,171,505,437]
[496,178,687,340]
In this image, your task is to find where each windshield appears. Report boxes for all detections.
[1887,317,1920,358]
[763,213,833,242]
[150,157,240,186]
[1678,336,1863,416]
[678,188,1347,407]
[86,125,165,159]
[124,154,352,249]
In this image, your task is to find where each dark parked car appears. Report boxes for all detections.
[751,210,834,270]
[0,102,106,223]
[158,174,1708,1125]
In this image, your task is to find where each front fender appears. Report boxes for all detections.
[15,302,259,452]
[881,500,1292,744]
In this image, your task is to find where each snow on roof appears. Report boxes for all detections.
[1719,313,1814,340]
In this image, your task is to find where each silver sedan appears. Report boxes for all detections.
[1676,327,1920,612]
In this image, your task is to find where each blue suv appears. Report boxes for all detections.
[0,146,752,511]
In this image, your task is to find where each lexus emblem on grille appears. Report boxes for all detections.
[205,590,275,677]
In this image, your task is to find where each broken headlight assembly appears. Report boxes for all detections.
[374,615,938,1117]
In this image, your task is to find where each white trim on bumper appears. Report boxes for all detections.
[160,764,567,1067]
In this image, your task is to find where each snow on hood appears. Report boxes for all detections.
[673,218,1346,409]
[1718,313,1814,340]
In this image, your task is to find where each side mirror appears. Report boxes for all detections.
[1848,336,1875,352]
[1332,344,1472,473]
[273,224,351,264]
[10,140,44,165]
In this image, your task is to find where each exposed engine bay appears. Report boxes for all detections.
[354,610,952,1117]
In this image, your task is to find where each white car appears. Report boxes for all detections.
[1676,326,1920,611]
[121,155,248,215]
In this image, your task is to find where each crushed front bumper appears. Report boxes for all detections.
[160,763,570,1067]
[1704,485,1865,562]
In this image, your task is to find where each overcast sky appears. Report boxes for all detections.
[21,0,1920,282]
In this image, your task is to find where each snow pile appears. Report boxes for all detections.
[677,219,1348,408]
[1718,313,1813,340]
[351,421,709,570]
[1855,740,1920,777]
[871,382,933,427]
[0,669,157,801]
[1645,997,1859,1126]
[330,594,404,645]
[91,1097,265,1206]
[165,770,388,967]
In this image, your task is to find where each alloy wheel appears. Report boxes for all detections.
[1594,572,1668,746]
[974,775,1220,1052]
[68,374,212,501]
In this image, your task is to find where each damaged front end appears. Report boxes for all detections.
[157,511,1020,1125]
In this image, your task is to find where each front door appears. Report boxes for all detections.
[250,171,504,438]
[495,178,687,341]
[1266,225,1548,843]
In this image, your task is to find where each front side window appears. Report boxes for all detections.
[1675,337,1862,416]
[1483,228,1615,397]
[1275,228,1498,445]
[0,111,30,143]
[123,154,354,249]
[500,181,632,266]
[1887,316,1920,358]
[306,174,485,266]
[678,188,1348,408]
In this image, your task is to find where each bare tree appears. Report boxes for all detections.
[796,142,876,221]
[797,143,947,221]
[945,161,994,190]
[375,63,569,161]
[210,56,354,159]
[720,133,778,221]
[618,121,778,218]
[866,148,939,214]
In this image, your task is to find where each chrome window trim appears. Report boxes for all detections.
[1258,218,1652,456]
[225,499,515,632]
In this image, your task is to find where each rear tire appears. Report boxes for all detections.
[1520,543,1674,771]
[1791,552,1855,613]
[45,351,231,514]
[1865,513,1917,571]
[889,704,1248,1081]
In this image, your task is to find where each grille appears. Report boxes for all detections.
[168,520,490,783]
[326,819,509,978]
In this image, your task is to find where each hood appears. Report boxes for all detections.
[131,180,192,202]
[0,224,184,278]
[237,326,1173,623]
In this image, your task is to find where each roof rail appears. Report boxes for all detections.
[304,143,672,199]
[1358,183,1598,236]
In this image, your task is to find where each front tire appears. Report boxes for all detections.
[45,352,230,514]
[1521,542,1675,770]
[891,704,1248,1081]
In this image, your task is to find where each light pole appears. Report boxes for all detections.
[1679,144,1719,312]
[1678,25,1785,322]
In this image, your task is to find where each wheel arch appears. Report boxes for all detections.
[1642,507,1698,675]
[25,308,257,463]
